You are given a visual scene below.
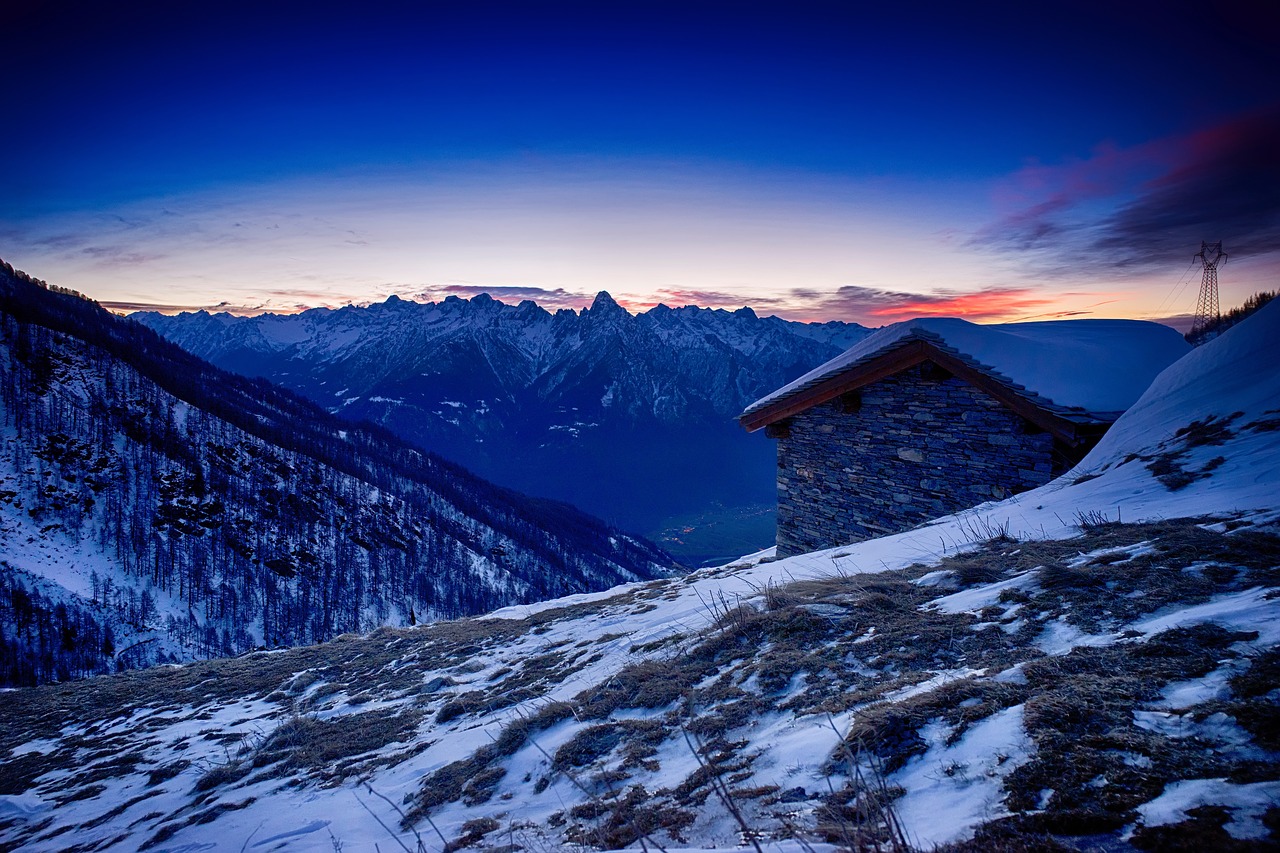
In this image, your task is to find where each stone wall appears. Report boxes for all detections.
[774,364,1066,557]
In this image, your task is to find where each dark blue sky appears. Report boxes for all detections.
[2,1,1277,322]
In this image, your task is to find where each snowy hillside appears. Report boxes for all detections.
[1,301,1277,851]
[0,264,673,685]
[136,294,872,560]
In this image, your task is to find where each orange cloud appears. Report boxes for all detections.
[863,288,1058,321]
[621,284,1117,326]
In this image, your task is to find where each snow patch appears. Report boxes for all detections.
[890,705,1034,848]
[927,571,1038,615]
[1133,778,1280,840]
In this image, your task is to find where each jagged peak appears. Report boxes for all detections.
[377,293,424,313]
[733,306,757,320]
[588,290,628,317]
[515,299,550,319]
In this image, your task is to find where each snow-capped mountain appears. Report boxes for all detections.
[0,263,674,685]
[3,280,1276,850]
[135,294,870,560]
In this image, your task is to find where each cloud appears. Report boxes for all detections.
[408,284,596,311]
[30,233,90,251]
[979,104,1280,272]
[109,291,363,316]
[616,284,1086,326]
[103,300,229,314]
[79,245,167,267]
[820,285,1059,322]
[633,289,793,311]
[1098,110,1280,263]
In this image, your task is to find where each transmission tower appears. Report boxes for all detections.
[1189,240,1227,342]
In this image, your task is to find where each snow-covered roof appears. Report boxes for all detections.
[742,317,1191,423]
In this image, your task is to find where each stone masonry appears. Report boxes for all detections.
[774,363,1069,557]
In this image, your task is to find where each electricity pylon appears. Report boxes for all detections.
[1189,241,1226,342]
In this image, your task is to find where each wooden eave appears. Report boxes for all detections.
[738,339,1107,446]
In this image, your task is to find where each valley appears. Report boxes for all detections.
[136,294,870,560]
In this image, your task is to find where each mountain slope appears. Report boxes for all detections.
[2,293,1276,848]
[136,294,871,560]
[0,262,674,685]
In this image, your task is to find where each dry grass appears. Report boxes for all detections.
[2,516,1275,851]
[1005,623,1265,835]
[564,784,696,849]
[404,700,576,825]
[251,707,424,784]
[551,722,670,775]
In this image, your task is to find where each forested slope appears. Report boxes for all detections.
[0,262,673,685]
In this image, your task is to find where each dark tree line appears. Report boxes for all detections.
[1,575,113,685]
[0,261,673,685]
[1186,290,1277,346]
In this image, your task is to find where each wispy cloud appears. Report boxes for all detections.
[107,289,370,316]
[408,284,595,311]
[1097,109,1280,264]
[103,300,225,315]
[818,285,1061,322]
[619,284,1093,325]
[31,233,91,251]
[79,245,167,267]
[979,104,1280,272]
[626,288,790,311]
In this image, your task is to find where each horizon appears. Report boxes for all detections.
[99,283,1227,334]
[2,2,1278,328]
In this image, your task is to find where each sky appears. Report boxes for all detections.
[2,0,1278,328]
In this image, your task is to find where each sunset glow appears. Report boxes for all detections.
[2,3,1276,328]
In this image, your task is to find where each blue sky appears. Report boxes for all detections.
[2,1,1277,324]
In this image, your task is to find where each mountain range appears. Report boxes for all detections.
[0,263,673,685]
[136,293,870,563]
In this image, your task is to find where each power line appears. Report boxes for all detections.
[1152,257,1199,319]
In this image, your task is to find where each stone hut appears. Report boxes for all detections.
[739,318,1190,557]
